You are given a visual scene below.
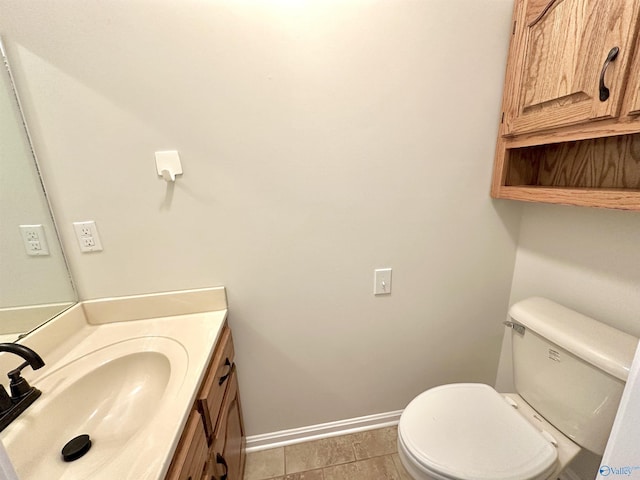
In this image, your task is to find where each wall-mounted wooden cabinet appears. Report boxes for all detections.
[165,322,246,480]
[492,0,640,210]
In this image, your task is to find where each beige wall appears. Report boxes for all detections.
[0,0,519,435]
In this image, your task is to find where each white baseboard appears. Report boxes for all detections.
[245,410,403,453]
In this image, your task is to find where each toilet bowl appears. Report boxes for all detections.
[397,298,638,480]
[397,384,579,480]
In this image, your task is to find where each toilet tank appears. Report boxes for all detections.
[508,297,638,455]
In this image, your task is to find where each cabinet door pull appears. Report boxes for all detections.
[599,46,620,101]
[216,453,228,480]
[218,358,232,386]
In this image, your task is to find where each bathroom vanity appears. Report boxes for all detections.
[0,287,245,480]
[166,322,245,480]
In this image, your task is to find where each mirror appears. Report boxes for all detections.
[0,38,76,341]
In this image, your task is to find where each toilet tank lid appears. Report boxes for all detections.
[509,298,638,381]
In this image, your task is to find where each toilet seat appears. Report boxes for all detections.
[398,383,558,480]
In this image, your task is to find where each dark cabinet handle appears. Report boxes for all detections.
[599,46,620,101]
[216,453,228,480]
[218,358,232,386]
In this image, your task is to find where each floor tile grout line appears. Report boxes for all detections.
[251,453,402,480]
[350,434,358,464]
[290,450,402,477]
[247,426,401,480]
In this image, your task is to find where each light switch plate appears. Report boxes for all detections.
[374,268,392,295]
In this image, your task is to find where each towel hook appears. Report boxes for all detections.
[155,150,182,182]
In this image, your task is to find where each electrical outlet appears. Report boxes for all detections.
[73,221,103,253]
[82,237,96,247]
[19,225,50,256]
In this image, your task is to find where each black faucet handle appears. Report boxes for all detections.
[0,346,44,431]
[7,362,38,399]
[0,343,45,402]
[8,361,30,380]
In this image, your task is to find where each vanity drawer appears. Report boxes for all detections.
[165,409,209,480]
[211,366,245,480]
[198,324,235,442]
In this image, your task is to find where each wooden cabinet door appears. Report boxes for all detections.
[628,86,640,116]
[210,368,246,480]
[505,0,640,135]
[165,410,209,480]
[198,326,235,442]
[626,51,640,116]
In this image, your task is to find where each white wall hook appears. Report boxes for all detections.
[160,169,175,182]
[155,150,182,182]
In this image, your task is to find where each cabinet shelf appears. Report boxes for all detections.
[493,132,640,210]
[493,186,640,210]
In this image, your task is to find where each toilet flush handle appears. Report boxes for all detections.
[503,321,525,335]
[541,430,558,447]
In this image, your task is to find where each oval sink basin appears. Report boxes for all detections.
[1,336,188,479]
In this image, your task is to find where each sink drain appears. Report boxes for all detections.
[61,434,92,462]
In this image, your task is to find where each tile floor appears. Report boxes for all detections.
[243,426,412,480]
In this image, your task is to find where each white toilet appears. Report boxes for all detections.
[397,297,639,480]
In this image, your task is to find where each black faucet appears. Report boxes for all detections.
[0,343,45,432]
